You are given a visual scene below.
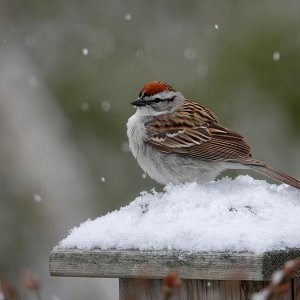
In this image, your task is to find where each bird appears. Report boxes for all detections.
[127,81,300,189]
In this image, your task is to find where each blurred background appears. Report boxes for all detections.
[1,0,300,299]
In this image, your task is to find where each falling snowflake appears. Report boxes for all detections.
[197,63,208,77]
[142,173,147,179]
[184,47,196,60]
[80,102,90,111]
[82,48,89,56]
[121,142,130,152]
[34,194,42,202]
[101,100,111,112]
[214,24,219,30]
[125,13,132,21]
[101,177,106,183]
[273,51,280,61]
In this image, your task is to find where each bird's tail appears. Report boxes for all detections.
[247,161,300,190]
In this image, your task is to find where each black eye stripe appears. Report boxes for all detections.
[148,98,162,104]
[167,96,175,102]
[150,96,175,104]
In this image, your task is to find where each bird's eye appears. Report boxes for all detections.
[154,98,161,103]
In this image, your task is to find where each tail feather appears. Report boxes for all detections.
[248,163,300,190]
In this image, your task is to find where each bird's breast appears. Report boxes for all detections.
[127,114,149,159]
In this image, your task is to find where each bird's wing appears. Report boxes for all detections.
[146,99,253,162]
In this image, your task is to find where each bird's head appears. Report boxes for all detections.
[131,81,185,116]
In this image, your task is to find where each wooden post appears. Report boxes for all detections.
[49,248,300,299]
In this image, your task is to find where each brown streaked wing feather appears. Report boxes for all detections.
[184,137,253,161]
[181,99,220,124]
[146,99,253,162]
[147,99,213,149]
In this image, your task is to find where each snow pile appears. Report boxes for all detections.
[59,176,300,253]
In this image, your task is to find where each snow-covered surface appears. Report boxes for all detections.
[59,176,300,253]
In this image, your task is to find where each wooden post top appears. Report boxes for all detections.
[49,248,300,281]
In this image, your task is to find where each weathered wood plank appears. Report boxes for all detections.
[49,248,300,281]
[294,278,300,299]
[120,279,294,300]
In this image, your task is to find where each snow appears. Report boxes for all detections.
[101,100,111,112]
[124,13,132,21]
[101,176,106,182]
[80,102,90,111]
[273,51,280,61]
[214,24,219,30]
[197,63,208,76]
[58,175,300,253]
[184,47,196,60]
[121,141,130,152]
[33,193,42,202]
[82,48,89,56]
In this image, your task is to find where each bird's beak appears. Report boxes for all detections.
[131,98,146,107]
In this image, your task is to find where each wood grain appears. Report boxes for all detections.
[120,279,294,300]
[294,278,300,300]
[49,248,300,281]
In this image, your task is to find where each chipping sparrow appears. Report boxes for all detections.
[127,81,300,189]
